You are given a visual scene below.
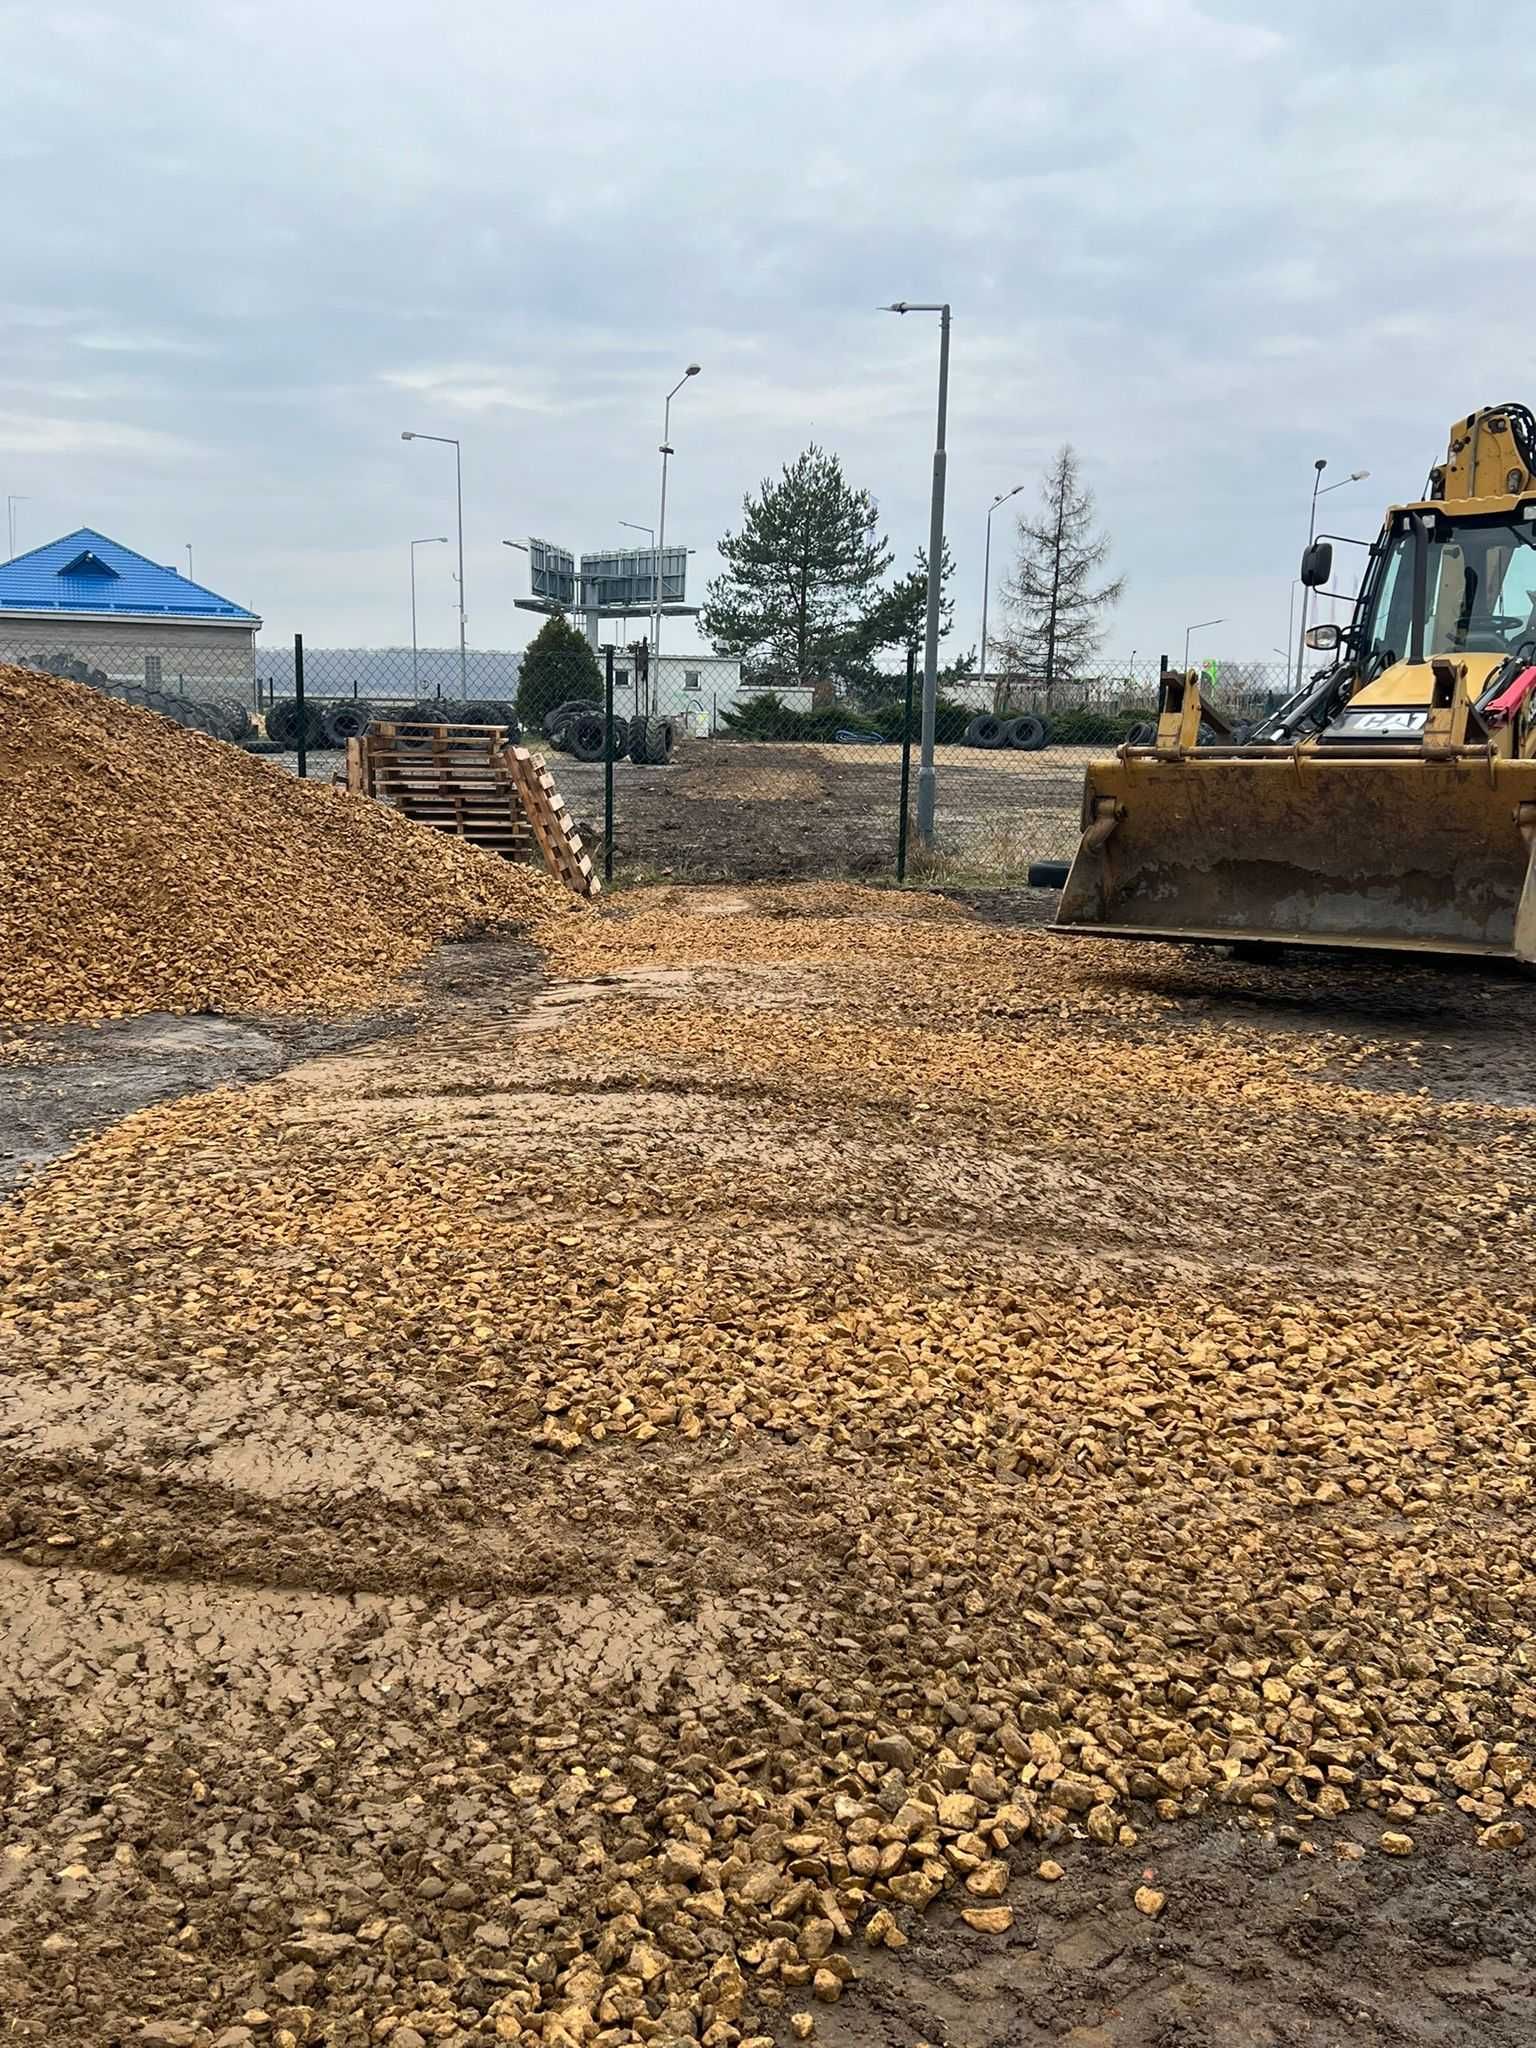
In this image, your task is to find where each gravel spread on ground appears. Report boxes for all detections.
[0,884,1533,2046]
[0,664,572,1025]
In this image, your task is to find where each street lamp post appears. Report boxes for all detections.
[402,431,467,700]
[1295,460,1369,689]
[980,484,1023,713]
[1184,617,1224,669]
[651,366,701,718]
[410,536,449,697]
[6,496,29,559]
[880,301,951,847]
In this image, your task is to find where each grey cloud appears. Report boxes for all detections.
[0,0,1527,661]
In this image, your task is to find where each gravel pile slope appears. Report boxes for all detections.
[0,663,571,1024]
[1,886,1534,2044]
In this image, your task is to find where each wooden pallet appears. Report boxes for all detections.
[350,723,599,898]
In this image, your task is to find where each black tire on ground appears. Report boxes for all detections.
[965,714,1007,749]
[1027,860,1071,889]
[1125,721,1157,746]
[627,715,651,766]
[605,716,630,759]
[1005,714,1048,752]
[213,702,256,746]
[177,699,227,739]
[265,697,326,748]
[483,700,522,739]
[323,700,373,744]
[543,697,598,741]
[566,714,608,762]
[644,717,675,765]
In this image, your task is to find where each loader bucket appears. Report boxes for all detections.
[1055,751,1536,962]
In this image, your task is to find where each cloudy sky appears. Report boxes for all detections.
[1,0,1524,669]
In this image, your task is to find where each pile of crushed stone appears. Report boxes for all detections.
[0,664,574,1024]
[2,887,1534,2043]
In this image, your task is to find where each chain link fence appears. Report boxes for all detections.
[2,628,1298,887]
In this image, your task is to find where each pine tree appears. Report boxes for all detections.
[702,447,893,684]
[862,541,957,667]
[999,446,1123,705]
[515,611,602,728]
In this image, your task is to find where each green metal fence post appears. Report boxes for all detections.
[293,633,307,779]
[896,646,916,882]
[603,645,615,885]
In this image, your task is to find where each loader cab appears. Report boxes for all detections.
[1359,506,1536,666]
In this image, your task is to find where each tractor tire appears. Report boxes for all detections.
[1125,721,1157,747]
[627,715,651,766]
[544,697,597,742]
[265,697,326,749]
[644,717,675,765]
[212,702,255,746]
[605,716,630,759]
[1005,713,1048,752]
[965,713,1006,749]
[323,700,373,745]
[566,713,608,763]
[483,700,522,739]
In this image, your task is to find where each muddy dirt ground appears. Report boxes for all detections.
[2,895,1534,2048]
[278,741,1088,883]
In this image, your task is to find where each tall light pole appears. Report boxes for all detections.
[411,536,449,697]
[6,496,29,559]
[185,544,194,579]
[1295,460,1369,689]
[881,301,950,846]
[980,484,1023,712]
[1184,617,1224,669]
[402,431,467,700]
[651,366,700,717]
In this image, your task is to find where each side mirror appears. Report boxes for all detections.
[1305,622,1343,651]
[1300,540,1333,588]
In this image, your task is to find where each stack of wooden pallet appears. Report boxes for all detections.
[345,722,599,898]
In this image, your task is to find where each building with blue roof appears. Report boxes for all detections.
[0,528,261,692]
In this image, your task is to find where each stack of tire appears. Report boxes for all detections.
[262,697,523,749]
[542,698,674,766]
[115,683,255,747]
[964,712,1048,751]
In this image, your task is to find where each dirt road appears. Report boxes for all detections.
[2,893,1534,2046]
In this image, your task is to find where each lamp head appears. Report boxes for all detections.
[401,431,415,442]
[1313,457,1327,472]
[685,363,701,376]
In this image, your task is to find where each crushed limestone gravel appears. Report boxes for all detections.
[0,663,571,1026]
[0,883,1533,2045]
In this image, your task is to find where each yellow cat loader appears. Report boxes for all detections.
[1057,404,1536,962]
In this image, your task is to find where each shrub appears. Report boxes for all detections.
[514,613,603,729]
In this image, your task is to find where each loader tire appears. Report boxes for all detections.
[644,717,675,765]
[1005,714,1048,752]
[265,697,325,749]
[323,700,373,744]
[627,715,651,765]
[566,713,608,763]
[544,697,597,743]
[1125,721,1156,746]
[965,714,1006,749]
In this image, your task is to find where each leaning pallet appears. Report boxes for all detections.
[350,723,600,898]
